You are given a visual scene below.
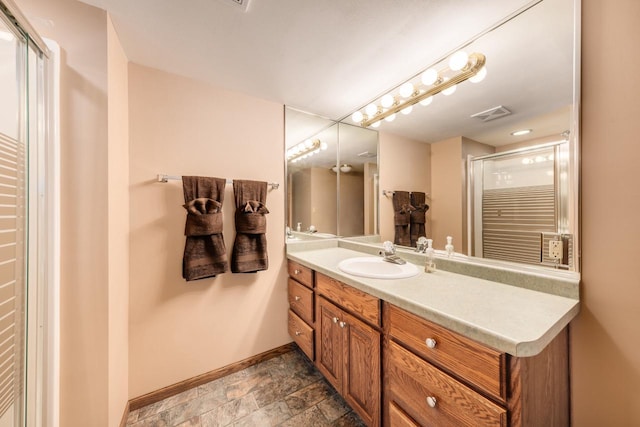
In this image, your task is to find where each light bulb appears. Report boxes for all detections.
[385,113,396,122]
[320,142,328,150]
[365,103,378,117]
[351,111,364,123]
[419,96,433,106]
[421,68,439,86]
[441,78,456,96]
[380,94,395,108]
[401,105,413,115]
[448,51,469,71]
[469,66,487,83]
[371,120,381,128]
[399,82,414,98]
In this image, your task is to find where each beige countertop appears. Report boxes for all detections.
[287,239,580,357]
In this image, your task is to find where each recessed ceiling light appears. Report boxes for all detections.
[510,129,532,136]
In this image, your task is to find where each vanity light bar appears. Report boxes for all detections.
[287,138,323,163]
[357,52,486,128]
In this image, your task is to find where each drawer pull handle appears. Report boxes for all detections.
[425,338,437,349]
[332,317,339,324]
[294,269,301,275]
[295,331,302,336]
[294,296,301,301]
[339,321,347,328]
[426,396,437,408]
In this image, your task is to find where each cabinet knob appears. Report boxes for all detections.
[339,321,347,328]
[294,269,301,275]
[294,296,301,301]
[425,338,437,349]
[426,396,437,408]
[295,331,302,336]
[332,317,339,324]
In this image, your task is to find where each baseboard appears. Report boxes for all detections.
[119,400,130,427]
[128,342,297,411]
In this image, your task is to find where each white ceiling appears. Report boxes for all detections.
[79,0,575,146]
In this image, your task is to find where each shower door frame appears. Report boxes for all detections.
[467,139,574,270]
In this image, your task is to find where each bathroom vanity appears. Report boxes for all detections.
[286,239,579,427]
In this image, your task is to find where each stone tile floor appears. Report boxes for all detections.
[126,348,366,426]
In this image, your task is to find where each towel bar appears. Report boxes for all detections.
[157,174,280,190]
[382,189,429,198]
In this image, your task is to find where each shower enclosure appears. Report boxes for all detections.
[469,140,573,269]
[1,1,55,425]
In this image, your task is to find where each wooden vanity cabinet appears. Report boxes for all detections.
[384,302,570,427]
[286,261,569,427]
[287,261,315,360]
[316,273,381,427]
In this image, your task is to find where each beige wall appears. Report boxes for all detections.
[311,167,337,234]
[107,15,129,426]
[430,136,493,253]
[128,63,289,398]
[379,131,431,244]
[430,137,462,250]
[572,0,640,425]
[20,0,111,424]
[339,171,364,236]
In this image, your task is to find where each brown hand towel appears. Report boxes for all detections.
[410,192,429,247]
[231,180,269,273]
[182,176,228,281]
[392,191,413,247]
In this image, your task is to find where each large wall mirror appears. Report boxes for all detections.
[286,0,580,272]
[285,108,379,238]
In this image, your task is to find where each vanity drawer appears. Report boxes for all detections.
[387,341,507,427]
[288,310,314,360]
[386,303,506,401]
[288,278,314,325]
[389,402,420,427]
[316,273,380,327]
[288,260,314,288]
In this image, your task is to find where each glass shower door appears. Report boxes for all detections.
[0,16,27,427]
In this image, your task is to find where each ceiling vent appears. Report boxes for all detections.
[219,0,251,12]
[470,105,512,122]
[357,151,377,158]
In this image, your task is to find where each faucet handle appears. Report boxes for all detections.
[382,241,395,255]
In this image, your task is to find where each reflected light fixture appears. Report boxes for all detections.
[510,129,532,136]
[331,164,353,173]
[287,139,326,163]
[351,51,487,128]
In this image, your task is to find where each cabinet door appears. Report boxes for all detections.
[342,310,381,427]
[316,297,343,390]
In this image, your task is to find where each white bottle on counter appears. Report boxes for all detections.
[425,239,436,273]
[445,236,454,258]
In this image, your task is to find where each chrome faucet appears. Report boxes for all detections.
[415,236,429,253]
[380,241,406,265]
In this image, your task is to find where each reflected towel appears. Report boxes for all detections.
[231,180,269,273]
[392,191,413,247]
[410,192,429,247]
[182,176,228,281]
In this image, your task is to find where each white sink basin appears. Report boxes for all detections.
[338,257,420,279]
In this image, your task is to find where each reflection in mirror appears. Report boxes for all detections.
[342,0,579,271]
[285,108,379,239]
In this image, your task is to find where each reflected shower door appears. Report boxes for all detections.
[470,143,571,267]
